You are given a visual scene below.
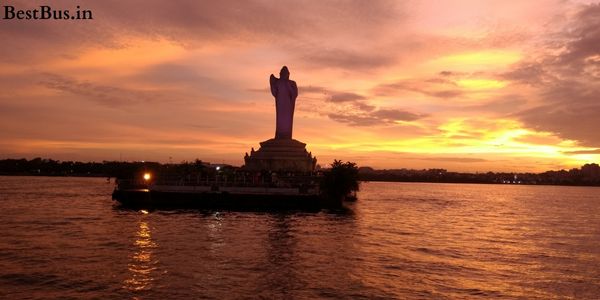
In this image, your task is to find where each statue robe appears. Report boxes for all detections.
[270,75,298,139]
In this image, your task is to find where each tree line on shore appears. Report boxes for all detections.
[0,157,599,186]
[358,164,600,186]
[0,158,208,179]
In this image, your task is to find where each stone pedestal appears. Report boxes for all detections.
[243,138,317,172]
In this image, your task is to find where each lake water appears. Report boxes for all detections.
[1,176,599,299]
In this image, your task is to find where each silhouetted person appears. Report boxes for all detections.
[270,66,298,139]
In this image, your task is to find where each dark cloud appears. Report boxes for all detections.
[299,84,376,112]
[40,73,166,107]
[300,86,328,94]
[328,113,382,126]
[504,4,600,147]
[431,70,469,77]
[372,78,463,98]
[557,4,600,70]
[0,0,401,69]
[562,149,600,155]
[372,109,421,122]
[329,92,367,102]
[515,103,600,146]
[328,108,424,126]
[430,90,463,98]
[299,48,395,70]
[256,84,376,118]
[501,62,553,85]
[295,83,425,127]
[352,102,376,112]
[302,87,368,103]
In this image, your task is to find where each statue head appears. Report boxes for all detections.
[280,66,290,80]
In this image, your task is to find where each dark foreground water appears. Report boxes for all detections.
[1,176,599,299]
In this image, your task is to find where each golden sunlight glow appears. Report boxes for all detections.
[456,79,506,90]
[311,117,594,171]
[143,173,151,181]
[571,154,600,163]
[50,38,186,79]
[427,50,521,71]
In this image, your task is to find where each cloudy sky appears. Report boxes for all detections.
[1,0,599,171]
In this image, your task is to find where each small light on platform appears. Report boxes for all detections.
[216,166,221,171]
[143,173,151,181]
[140,209,149,214]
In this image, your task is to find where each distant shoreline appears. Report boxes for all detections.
[0,173,108,178]
[2,173,600,188]
[1,158,599,187]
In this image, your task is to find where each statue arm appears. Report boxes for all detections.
[290,80,298,101]
[270,74,278,97]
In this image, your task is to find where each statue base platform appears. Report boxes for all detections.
[243,138,317,172]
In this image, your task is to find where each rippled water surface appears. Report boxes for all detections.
[1,176,600,299]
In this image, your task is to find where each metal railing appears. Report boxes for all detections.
[116,174,321,191]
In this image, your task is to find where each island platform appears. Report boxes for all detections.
[112,178,341,211]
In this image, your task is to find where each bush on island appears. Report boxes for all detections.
[320,160,360,201]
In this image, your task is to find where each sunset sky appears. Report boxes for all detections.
[1,0,599,172]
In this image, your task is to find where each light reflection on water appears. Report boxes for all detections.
[123,220,158,291]
[0,177,600,298]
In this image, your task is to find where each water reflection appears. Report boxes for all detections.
[206,212,224,254]
[265,214,298,295]
[123,219,159,291]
